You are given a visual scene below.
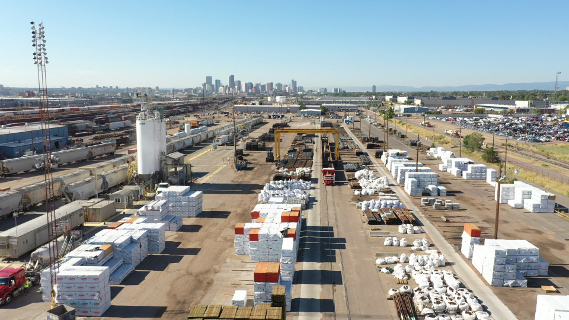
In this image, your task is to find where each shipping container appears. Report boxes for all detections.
[85,200,116,222]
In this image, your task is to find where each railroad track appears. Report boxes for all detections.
[493,143,569,171]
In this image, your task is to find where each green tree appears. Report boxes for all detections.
[320,105,328,114]
[382,107,394,120]
[298,101,306,110]
[481,147,500,163]
[463,132,485,152]
[533,108,542,115]
[430,142,436,148]
[474,108,485,114]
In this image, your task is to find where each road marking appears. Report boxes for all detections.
[186,147,213,163]
[198,164,227,184]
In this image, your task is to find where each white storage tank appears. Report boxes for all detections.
[276,96,286,104]
[136,105,165,176]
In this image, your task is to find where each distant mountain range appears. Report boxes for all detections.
[332,81,569,92]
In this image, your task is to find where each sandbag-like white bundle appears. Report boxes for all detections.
[399,285,412,294]
[466,297,478,305]
[408,253,417,265]
[432,300,446,312]
[462,311,476,320]
[414,239,423,247]
[354,190,361,196]
[405,265,413,273]
[375,258,385,265]
[469,303,482,312]
[438,315,451,320]
[392,238,400,246]
[384,237,392,246]
[400,238,408,247]
[388,288,399,297]
[398,225,406,234]
[458,302,470,312]
[399,253,409,263]
[422,309,436,316]
[475,311,490,320]
[413,226,422,233]
[451,315,465,320]
[422,238,431,247]
[381,268,391,274]
[446,301,459,314]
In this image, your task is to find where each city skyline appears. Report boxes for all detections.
[0,1,567,88]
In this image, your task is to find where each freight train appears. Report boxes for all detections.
[164,117,263,154]
[0,155,133,219]
[0,141,117,176]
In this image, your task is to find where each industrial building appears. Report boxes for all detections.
[233,105,299,113]
[393,105,430,114]
[0,124,68,158]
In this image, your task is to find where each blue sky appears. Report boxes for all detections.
[1,0,567,89]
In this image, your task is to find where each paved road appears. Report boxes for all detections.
[344,121,518,320]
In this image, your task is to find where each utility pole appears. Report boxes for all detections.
[385,112,389,149]
[492,131,496,162]
[459,122,462,157]
[416,133,420,172]
[494,163,502,239]
[504,138,508,170]
[233,105,237,164]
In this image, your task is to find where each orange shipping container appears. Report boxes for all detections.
[235,223,245,235]
[256,217,266,223]
[464,223,481,237]
[280,212,289,223]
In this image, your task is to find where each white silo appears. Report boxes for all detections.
[136,102,165,177]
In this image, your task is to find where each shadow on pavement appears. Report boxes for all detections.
[291,298,335,313]
[293,269,343,285]
[103,305,167,318]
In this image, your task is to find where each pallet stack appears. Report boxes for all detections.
[54,267,111,317]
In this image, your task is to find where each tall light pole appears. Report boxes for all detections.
[494,163,502,239]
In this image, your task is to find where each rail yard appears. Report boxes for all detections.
[0,102,568,320]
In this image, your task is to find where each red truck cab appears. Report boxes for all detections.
[0,268,26,305]
[322,167,336,186]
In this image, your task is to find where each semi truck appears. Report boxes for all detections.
[0,268,27,305]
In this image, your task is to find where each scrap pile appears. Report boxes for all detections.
[257,180,311,205]
[353,168,389,195]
